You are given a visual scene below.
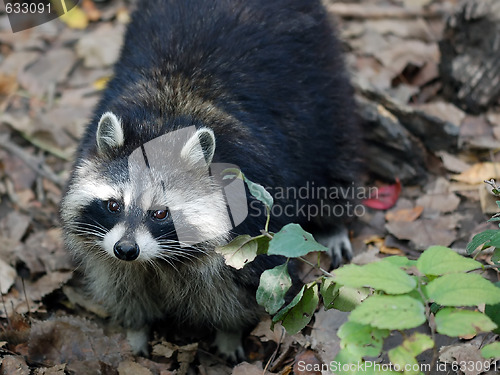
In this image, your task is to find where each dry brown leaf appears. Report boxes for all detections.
[386,216,459,250]
[33,364,66,375]
[26,271,73,302]
[18,48,76,97]
[479,183,499,215]
[293,350,322,375]
[416,192,460,214]
[232,362,267,375]
[380,244,404,255]
[118,361,153,375]
[436,151,471,173]
[310,309,348,370]
[81,0,101,22]
[439,343,486,375]
[28,316,128,371]
[416,101,466,127]
[0,73,18,96]
[385,206,423,222]
[0,257,16,294]
[76,23,125,68]
[62,285,109,318]
[453,162,500,184]
[0,355,30,375]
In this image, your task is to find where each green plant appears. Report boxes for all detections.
[216,175,500,374]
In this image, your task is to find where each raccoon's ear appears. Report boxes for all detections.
[96,112,124,154]
[181,128,216,166]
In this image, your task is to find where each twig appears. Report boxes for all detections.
[0,134,64,188]
[298,256,334,278]
[263,325,285,374]
[21,277,31,319]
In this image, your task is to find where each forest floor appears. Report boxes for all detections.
[0,0,499,374]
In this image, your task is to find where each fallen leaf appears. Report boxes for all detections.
[26,271,73,302]
[385,206,423,222]
[18,48,76,97]
[117,361,153,375]
[76,23,125,68]
[310,309,348,369]
[0,73,18,96]
[453,162,500,184]
[0,355,29,375]
[380,244,404,255]
[0,257,16,294]
[386,216,459,250]
[28,316,129,371]
[439,343,486,375]
[436,151,471,173]
[416,101,466,127]
[232,362,267,375]
[33,364,66,374]
[293,350,322,375]
[81,0,101,22]
[363,179,401,210]
[58,4,89,30]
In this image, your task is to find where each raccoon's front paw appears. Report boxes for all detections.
[317,226,353,269]
[213,330,245,362]
[127,328,150,356]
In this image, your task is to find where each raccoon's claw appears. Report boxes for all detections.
[127,327,150,357]
[213,330,245,362]
[317,226,353,269]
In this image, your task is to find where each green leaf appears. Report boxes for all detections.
[387,333,435,375]
[380,255,416,268]
[272,285,304,323]
[215,235,258,269]
[435,308,497,336]
[334,261,416,294]
[320,277,339,309]
[243,176,273,208]
[466,229,498,254]
[485,282,500,334]
[333,286,370,312]
[387,335,433,375]
[268,223,328,257]
[388,345,420,375]
[481,342,500,359]
[492,248,500,265]
[277,283,319,335]
[416,246,482,275]
[485,231,500,248]
[256,263,292,314]
[425,273,500,306]
[349,295,426,330]
[337,321,390,358]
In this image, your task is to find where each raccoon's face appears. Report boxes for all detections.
[61,112,232,266]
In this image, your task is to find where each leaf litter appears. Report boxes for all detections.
[0,0,499,373]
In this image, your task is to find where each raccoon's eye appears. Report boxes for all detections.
[152,209,169,221]
[107,200,121,213]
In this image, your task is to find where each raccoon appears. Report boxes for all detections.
[60,0,359,358]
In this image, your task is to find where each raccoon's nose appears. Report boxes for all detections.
[113,240,140,261]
